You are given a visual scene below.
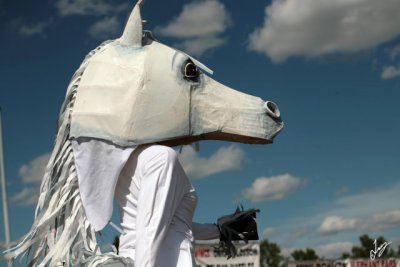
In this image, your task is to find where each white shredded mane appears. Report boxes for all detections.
[3,41,132,266]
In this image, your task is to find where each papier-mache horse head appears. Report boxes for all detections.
[69,1,283,147]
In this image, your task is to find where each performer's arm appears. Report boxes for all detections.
[193,222,220,240]
[135,146,187,267]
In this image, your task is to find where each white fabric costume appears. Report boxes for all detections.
[72,140,220,267]
[1,0,283,266]
[115,145,219,266]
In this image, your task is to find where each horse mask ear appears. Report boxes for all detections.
[120,1,143,47]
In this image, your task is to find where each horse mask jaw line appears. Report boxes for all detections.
[69,2,284,147]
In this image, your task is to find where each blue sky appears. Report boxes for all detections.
[1,0,400,264]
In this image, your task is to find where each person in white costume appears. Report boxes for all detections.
[1,0,283,266]
[115,145,220,266]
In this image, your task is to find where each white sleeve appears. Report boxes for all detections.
[135,146,188,267]
[193,222,220,240]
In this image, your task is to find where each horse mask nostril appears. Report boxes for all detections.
[265,101,281,119]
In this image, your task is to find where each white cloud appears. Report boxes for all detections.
[178,145,244,180]
[249,0,400,62]
[365,210,400,231]
[283,226,311,245]
[316,183,400,233]
[55,0,129,16]
[319,216,358,234]
[281,247,294,258]
[288,182,400,231]
[19,19,52,37]
[156,0,231,56]
[263,227,279,237]
[175,36,226,57]
[243,174,302,202]
[331,183,400,219]
[11,187,40,206]
[88,16,121,39]
[282,241,353,259]
[270,181,400,249]
[381,65,400,80]
[314,242,353,259]
[336,186,349,195]
[18,153,50,184]
[12,153,50,206]
[319,210,400,235]
[156,0,230,38]
[388,44,400,61]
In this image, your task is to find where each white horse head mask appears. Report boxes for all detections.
[69,3,283,147]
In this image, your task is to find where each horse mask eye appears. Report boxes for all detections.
[183,59,199,81]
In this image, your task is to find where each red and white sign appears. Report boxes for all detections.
[195,243,260,267]
[288,258,400,267]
